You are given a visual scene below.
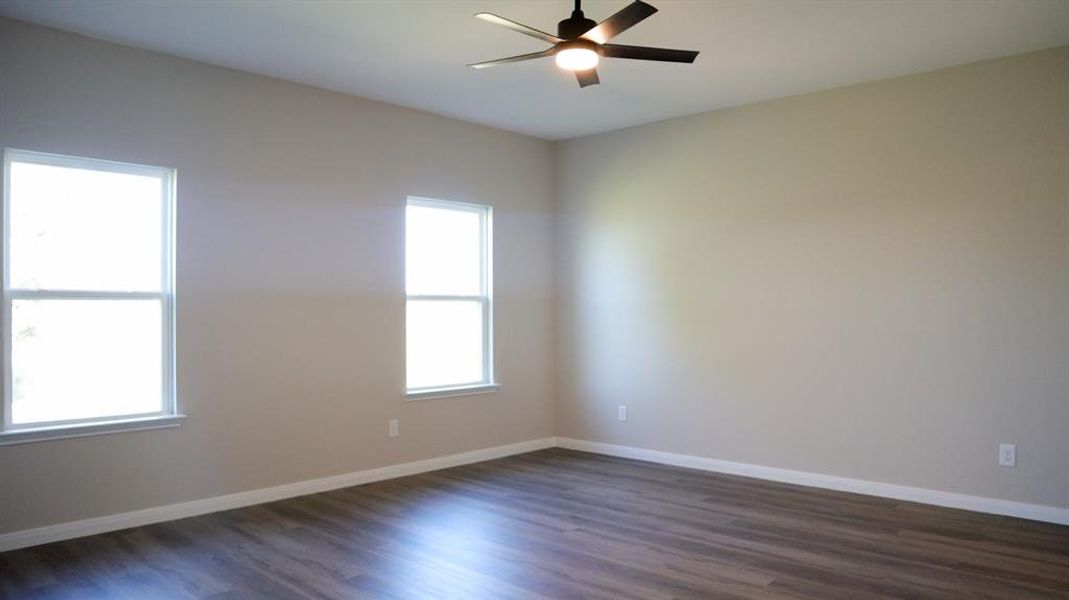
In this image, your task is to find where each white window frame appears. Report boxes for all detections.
[405,196,497,400]
[0,149,183,445]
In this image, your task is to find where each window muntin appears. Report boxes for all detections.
[405,197,493,394]
[2,149,176,431]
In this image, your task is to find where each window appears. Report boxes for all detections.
[1,149,180,444]
[405,197,496,398]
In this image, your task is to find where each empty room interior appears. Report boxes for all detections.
[0,1,1067,598]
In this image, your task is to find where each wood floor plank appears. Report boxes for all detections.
[1,448,1066,599]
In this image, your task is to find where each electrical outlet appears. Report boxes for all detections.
[388,419,399,439]
[618,405,627,422]
[998,443,1016,467]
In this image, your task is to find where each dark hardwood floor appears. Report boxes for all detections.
[2,448,1067,599]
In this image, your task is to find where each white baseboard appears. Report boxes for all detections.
[0,437,556,553]
[556,437,1069,526]
[4,435,1064,553]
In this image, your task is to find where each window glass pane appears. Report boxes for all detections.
[11,299,163,425]
[405,204,481,296]
[8,161,163,292]
[406,300,484,389]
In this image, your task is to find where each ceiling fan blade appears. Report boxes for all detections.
[475,13,562,44]
[468,49,555,69]
[576,68,600,88]
[580,1,658,44]
[601,44,699,63]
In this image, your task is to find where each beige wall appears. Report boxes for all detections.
[1,17,1065,537]
[0,18,556,534]
[556,46,1069,508]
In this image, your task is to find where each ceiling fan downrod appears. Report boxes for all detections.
[561,0,597,39]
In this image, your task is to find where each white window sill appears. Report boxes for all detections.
[0,414,186,446]
[406,383,500,401]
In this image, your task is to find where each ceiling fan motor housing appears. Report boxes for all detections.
[558,12,597,39]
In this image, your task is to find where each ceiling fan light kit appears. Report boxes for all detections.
[555,40,600,71]
[469,0,699,88]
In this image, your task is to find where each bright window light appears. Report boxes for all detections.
[8,162,163,291]
[2,149,176,433]
[11,299,163,424]
[406,300,484,389]
[405,203,481,296]
[405,198,493,395]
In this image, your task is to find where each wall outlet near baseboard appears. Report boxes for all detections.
[618,405,627,422]
[998,443,1016,467]
[388,419,399,438]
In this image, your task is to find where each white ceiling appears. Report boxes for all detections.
[2,1,1068,140]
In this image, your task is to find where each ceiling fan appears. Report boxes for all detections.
[468,0,699,88]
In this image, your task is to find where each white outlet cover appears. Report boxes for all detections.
[618,405,627,422]
[998,443,1016,467]
[388,419,399,438]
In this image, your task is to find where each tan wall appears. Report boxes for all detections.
[1,17,1065,536]
[556,46,1069,508]
[0,18,556,534]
